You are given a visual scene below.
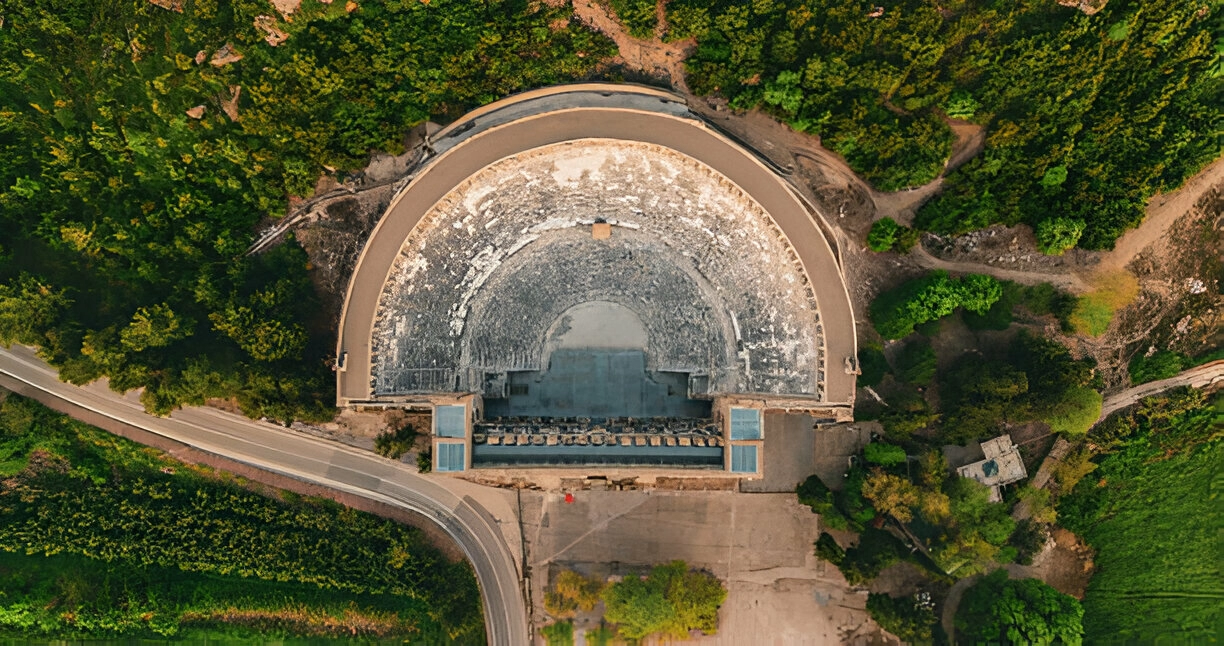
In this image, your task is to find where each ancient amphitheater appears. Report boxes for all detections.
[336,85,858,475]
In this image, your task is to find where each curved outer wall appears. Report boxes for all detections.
[337,85,857,407]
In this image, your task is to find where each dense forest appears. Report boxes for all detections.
[672,0,1220,249]
[0,0,613,421]
[0,394,483,641]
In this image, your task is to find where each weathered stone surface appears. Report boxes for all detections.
[373,140,824,398]
[269,0,301,17]
[209,43,243,67]
[1056,0,1107,14]
[220,85,241,122]
[148,0,183,12]
[254,15,289,46]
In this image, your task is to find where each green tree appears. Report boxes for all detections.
[870,272,1002,339]
[763,70,804,116]
[1035,218,1085,255]
[601,561,726,641]
[867,593,939,644]
[120,304,193,353]
[896,339,937,385]
[0,276,70,348]
[861,469,919,523]
[956,570,1084,646]
[864,442,907,467]
[867,218,900,252]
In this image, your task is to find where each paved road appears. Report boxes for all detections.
[337,85,857,407]
[0,345,528,646]
[1099,359,1224,420]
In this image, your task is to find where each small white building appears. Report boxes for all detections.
[956,434,1027,502]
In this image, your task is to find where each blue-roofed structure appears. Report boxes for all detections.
[729,408,762,440]
[730,445,758,474]
[435,405,467,438]
[437,442,466,472]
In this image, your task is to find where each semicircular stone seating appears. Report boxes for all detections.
[371,138,824,399]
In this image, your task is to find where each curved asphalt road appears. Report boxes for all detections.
[0,345,528,646]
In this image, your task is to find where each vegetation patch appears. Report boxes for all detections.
[1059,391,1222,642]
[1069,272,1140,337]
[0,0,614,422]
[0,395,483,642]
[869,271,1002,340]
[955,570,1083,645]
[673,0,1216,249]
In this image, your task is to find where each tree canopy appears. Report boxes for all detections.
[956,570,1084,646]
[669,0,1219,250]
[601,561,726,640]
[0,0,612,421]
[869,271,1003,339]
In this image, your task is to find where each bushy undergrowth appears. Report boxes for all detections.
[0,395,484,642]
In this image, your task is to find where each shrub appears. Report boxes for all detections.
[374,423,418,460]
[839,528,909,585]
[955,570,1083,645]
[1128,350,1187,384]
[896,339,938,385]
[867,218,901,252]
[609,0,658,38]
[1009,519,1049,566]
[796,475,850,530]
[857,343,890,388]
[1016,283,1078,331]
[867,218,922,254]
[864,443,907,467]
[601,561,726,641]
[814,532,845,565]
[867,593,939,644]
[1044,386,1102,436]
[416,449,432,474]
[895,226,923,252]
[545,570,605,619]
[1035,218,1085,255]
[870,271,1003,340]
[541,621,575,646]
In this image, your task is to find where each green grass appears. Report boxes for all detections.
[0,551,431,642]
[1070,272,1139,337]
[541,620,575,646]
[1058,415,1222,641]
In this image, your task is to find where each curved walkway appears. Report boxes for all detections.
[336,85,856,406]
[0,345,528,646]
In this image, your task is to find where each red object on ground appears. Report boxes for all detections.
[565,492,574,504]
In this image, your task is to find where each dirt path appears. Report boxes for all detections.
[1097,157,1224,273]
[945,119,986,173]
[940,575,978,641]
[912,245,1091,292]
[570,0,693,92]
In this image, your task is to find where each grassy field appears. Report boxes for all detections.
[0,394,483,642]
[1058,396,1222,642]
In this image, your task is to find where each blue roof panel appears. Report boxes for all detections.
[730,445,758,473]
[436,405,466,438]
[729,408,762,440]
[437,442,466,472]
